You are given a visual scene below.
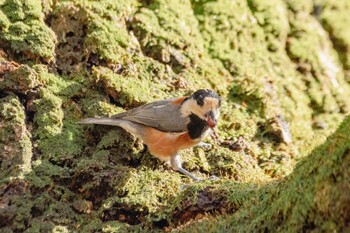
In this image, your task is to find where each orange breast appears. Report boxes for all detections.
[143,128,198,160]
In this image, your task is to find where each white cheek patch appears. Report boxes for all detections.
[181,99,206,120]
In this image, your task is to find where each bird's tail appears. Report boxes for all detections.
[79,117,146,139]
[79,117,124,127]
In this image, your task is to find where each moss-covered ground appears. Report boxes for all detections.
[0,0,349,232]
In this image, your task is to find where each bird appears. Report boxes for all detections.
[79,89,221,181]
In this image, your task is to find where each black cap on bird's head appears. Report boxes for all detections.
[191,89,221,107]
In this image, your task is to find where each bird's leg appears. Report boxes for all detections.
[170,154,202,181]
[178,167,202,181]
[195,142,212,150]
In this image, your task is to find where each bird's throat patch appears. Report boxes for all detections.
[187,113,208,139]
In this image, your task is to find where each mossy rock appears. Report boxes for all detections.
[0,0,350,232]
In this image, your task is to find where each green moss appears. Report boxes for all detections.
[11,195,34,231]
[248,0,290,51]
[101,167,182,223]
[27,66,85,163]
[286,0,350,114]
[0,0,43,21]
[315,0,350,70]
[24,219,55,233]
[0,62,42,94]
[180,116,350,232]
[101,221,130,233]
[81,219,130,233]
[201,146,271,182]
[0,8,10,30]
[192,0,311,131]
[50,0,139,64]
[85,19,138,64]
[92,66,157,106]
[132,0,231,92]
[0,94,32,180]
[80,89,123,117]
[29,160,69,187]
[32,87,85,163]
[33,88,63,139]
[1,0,350,232]
[132,0,200,68]
[33,65,85,97]
[0,0,57,61]
[46,202,79,226]
[285,0,313,13]
[190,0,317,178]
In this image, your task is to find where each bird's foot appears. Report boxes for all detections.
[179,175,220,191]
[196,142,212,150]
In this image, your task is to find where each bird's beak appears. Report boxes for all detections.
[206,111,217,128]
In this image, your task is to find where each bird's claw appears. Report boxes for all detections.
[193,175,220,182]
[180,184,190,191]
[208,175,220,181]
[179,175,220,191]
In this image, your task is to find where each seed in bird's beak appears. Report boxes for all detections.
[207,117,216,128]
[206,111,217,128]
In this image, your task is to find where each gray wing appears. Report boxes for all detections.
[112,98,187,132]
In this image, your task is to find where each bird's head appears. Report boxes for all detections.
[181,89,221,128]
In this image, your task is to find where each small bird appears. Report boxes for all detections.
[79,89,221,181]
